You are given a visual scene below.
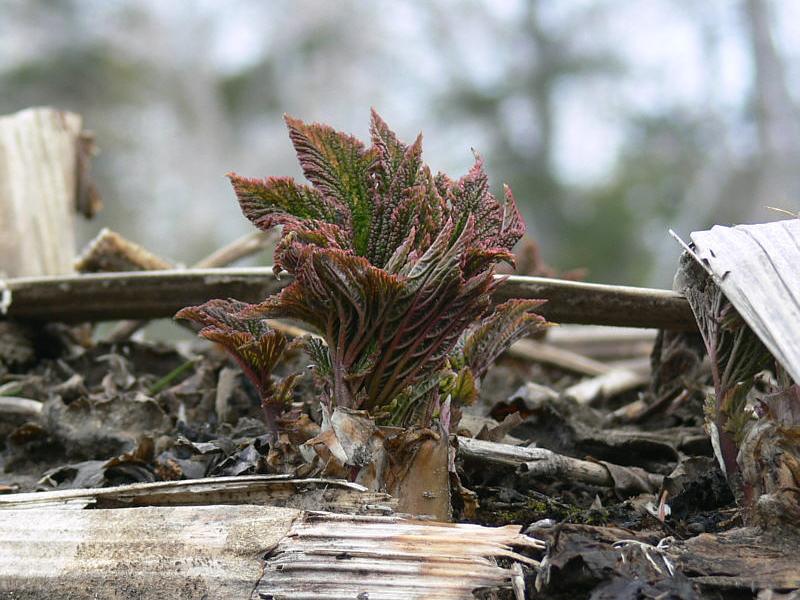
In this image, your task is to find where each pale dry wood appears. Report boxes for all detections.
[259,511,544,599]
[0,108,90,277]
[0,505,544,599]
[604,355,653,373]
[563,368,650,406]
[0,475,397,514]
[457,436,663,493]
[458,436,612,485]
[0,396,42,420]
[546,325,657,360]
[74,228,173,272]
[677,219,800,383]
[2,268,697,329]
[0,504,299,599]
[507,338,612,376]
[88,230,275,341]
[193,231,274,269]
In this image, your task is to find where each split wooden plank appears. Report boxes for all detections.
[0,107,97,278]
[259,511,542,599]
[677,219,800,383]
[0,504,298,599]
[0,475,396,515]
[1,267,697,329]
[0,506,543,599]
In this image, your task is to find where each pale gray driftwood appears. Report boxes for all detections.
[675,219,800,383]
[1,267,697,329]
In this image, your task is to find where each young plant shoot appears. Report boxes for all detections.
[175,299,299,440]
[225,110,546,427]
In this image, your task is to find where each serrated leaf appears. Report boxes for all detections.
[175,298,287,399]
[229,174,343,231]
[284,115,376,254]
[461,299,549,380]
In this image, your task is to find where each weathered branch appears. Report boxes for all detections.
[76,229,275,341]
[458,436,663,494]
[497,275,694,329]
[1,268,697,329]
[75,228,173,273]
[507,338,612,376]
[563,368,650,406]
[193,231,274,269]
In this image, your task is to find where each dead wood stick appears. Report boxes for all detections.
[457,436,663,492]
[0,397,42,420]
[0,475,395,514]
[81,230,275,341]
[0,107,97,277]
[75,228,173,273]
[497,275,694,329]
[458,436,611,485]
[193,231,273,269]
[507,338,611,376]
[545,325,657,360]
[2,268,697,329]
[563,368,650,406]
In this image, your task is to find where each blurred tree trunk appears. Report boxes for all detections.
[744,0,800,215]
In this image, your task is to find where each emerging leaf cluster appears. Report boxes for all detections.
[175,299,299,436]
[182,111,545,429]
[228,111,534,423]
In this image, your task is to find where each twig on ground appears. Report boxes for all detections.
[563,368,650,406]
[3,269,698,330]
[457,436,663,494]
[74,230,275,341]
[507,339,611,376]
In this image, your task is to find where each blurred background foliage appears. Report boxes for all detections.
[2,0,799,286]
